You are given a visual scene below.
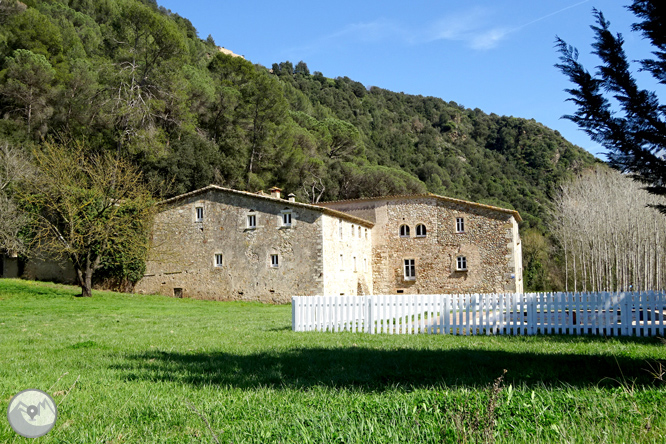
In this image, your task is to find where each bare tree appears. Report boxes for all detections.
[0,142,33,254]
[552,167,666,292]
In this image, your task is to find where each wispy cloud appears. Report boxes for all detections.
[515,0,592,31]
[285,1,592,57]
[428,1,591,50]
[428,7,509,50]
[327,18,411,44]
[282,18,409,59]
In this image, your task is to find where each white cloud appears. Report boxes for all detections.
[329,18,411,44]
[470,28,512,50]
[428,7,511,50]
[285,2,591,58]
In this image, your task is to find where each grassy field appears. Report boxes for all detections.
[1,279,666,443]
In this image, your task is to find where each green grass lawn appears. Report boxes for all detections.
[1,279,666,443]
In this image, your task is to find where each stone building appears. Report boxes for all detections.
[136,186,522,301]
[0,251,18,279]
[318,194,523,294]
[134,185,374,303]
[0,249,76,283]
[3,184,523,301]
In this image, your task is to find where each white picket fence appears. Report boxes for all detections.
[292,292,666,336]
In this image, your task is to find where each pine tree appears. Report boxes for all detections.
[556,0,666,213]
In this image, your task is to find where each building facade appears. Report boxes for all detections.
[3,185,523,301]
[134,186,374,303]
[318,195,523,295]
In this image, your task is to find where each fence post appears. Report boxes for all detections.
[526,293,534,335]
[292,297,297,331]
[621,292,629,336]
[366,296,373,334]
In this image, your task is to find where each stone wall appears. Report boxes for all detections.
[321,196,522,294]
[135,189,325,303]
[0,254,18,278]
[22,250,77,284]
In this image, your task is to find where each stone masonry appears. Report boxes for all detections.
[318,195,523,294]
[134,186,373,303]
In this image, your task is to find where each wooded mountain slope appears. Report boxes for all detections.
[0,0,599,289]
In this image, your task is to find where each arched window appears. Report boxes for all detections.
[416,224,426,237]
[399,225,410,237]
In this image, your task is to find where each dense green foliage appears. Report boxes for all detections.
[1,279,665,443]
[0,0,598,289]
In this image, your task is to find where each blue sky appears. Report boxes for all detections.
[157,0,659,158]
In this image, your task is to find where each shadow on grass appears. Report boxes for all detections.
[112,345,665,391]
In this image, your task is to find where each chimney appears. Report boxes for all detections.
[288,193,296,203]
[269,186,282,199]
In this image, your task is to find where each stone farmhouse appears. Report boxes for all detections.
[318,195,523,296]
[134,186,374,303]
[134,185,523,303]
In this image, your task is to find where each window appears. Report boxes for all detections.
[404,259,416,280]
[195,207,204,222]
[399,225,410,237]
[456,256,467,271]
[358,227,361,238]
[214,254,223,267]
[351,224,355,237]
[353,256,357,272]
[365,228,368,239]
[456,217,465,233]
[270,254,279,268]
[282,211,292,227]
[416,224,426,237]
[339,254,344,271]
[247,213,257,229]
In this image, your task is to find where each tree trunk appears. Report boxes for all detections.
[75,260,95,297]
[82,268,93,297]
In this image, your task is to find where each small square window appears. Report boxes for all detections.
[247,214,257,229]
[282,212,292,226]
[404,259,415,280]
[270,254,279,268]
[456,256,468,271]
[214,254,223,267]
[456,217,465,233]
[195,207,204,222]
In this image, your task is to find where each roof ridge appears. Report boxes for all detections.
[318,193,522,222]
[157,185,375,227]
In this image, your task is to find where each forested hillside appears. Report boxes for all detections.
[0,0,599,289]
